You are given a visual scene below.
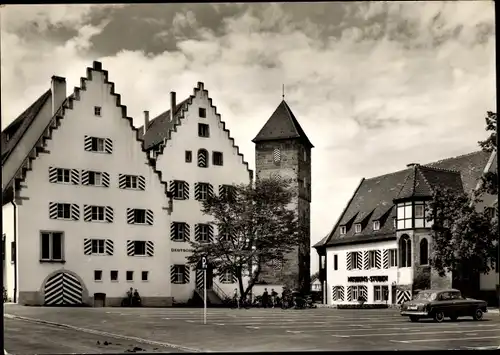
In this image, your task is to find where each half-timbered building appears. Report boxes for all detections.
[314,151,498,306]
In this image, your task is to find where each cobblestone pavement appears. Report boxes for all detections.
[4,305,500,353]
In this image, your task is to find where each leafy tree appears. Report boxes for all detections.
[427,111,498,278]
[426,188,497,277]
[186,176,304,301]
[477,111,498,197]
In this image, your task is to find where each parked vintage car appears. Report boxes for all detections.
[400,288,488,323]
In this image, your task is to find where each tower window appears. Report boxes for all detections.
[273,148,281,163]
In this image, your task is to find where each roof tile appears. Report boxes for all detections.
[252,100,314,148]
[319,150,492,248]
[1,89,51,164]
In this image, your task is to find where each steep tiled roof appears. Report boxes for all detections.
[317,150,492,248]
[395,165,463,200]
[139,98,190,150]
[252,100,314,148]
[1,90,51,164]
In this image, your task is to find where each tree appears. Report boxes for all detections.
[426,111,498,278]
[477,111,498,197]
[426,187,497,277]
[186,176,304,301]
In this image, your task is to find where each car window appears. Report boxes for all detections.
[439,292,450,301]
[449,292,462,300]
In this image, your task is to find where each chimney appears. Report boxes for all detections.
[144,111,150,132]
[51,76,67,116]
[406,163,420,168]
[170,91,176,123]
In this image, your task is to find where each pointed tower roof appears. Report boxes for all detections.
[252,100,314,148]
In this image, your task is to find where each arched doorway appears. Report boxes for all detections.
[44,271,83,306]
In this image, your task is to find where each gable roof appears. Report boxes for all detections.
[139,98,190,150]
[315,150,492,248]
[252,100,314,148]
[395,165,464,200]
[1,89,51,164]
[138,82,253,179]
[2,61,172,203]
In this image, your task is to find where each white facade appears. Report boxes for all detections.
[326,240,400,305]
[153,83,252,303]
[2,203,16,302]
[6,64,173,306]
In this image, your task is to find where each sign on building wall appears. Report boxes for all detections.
[347,276,388,283]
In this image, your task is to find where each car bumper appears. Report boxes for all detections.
[401,311,429,316]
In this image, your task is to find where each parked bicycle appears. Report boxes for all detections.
[230,296,251,309]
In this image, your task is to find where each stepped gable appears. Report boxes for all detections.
[139,99,189,150]
[252,100,313,148]
[1,90,51,164]
[314,150,491,248]
[2,61,171,199]
[143,82,253,178]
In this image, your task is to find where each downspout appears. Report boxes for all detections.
[11,199,17,303]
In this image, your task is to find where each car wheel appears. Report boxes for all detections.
[472,309,484,321]
[409,316,419,322]
[433,311,445,323]
[450,316,458,321]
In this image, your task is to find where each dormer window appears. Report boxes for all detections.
[354,224,361,234]
[339,226,346,235]
[373,220,380,231]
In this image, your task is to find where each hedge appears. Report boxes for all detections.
[337,303,389,309]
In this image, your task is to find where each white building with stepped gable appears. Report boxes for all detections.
[2,62,174,307]
[139,83,254,304]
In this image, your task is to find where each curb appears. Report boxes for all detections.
[4,314,204,353]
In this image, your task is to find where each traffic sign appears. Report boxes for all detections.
[201,256,207,270]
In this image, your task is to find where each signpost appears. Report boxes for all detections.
[201,255,207,325]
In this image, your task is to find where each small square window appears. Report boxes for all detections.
[198,123,209,138]
[94,106,101,116]
[126,271,134,281]
[185,151,192,163]
[339,226,346,235]
[94,270,102,281]
[142,271,149,281]
[110,270,118,281]
[199,108,206,118]
[213,152,223,166]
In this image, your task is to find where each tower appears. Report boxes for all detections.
[252,100,313,293]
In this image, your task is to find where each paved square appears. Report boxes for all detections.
[4,305,500,353]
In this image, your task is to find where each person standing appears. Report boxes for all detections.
[262,288,269,308]
[233,288,239,309]
[271,289,278,308]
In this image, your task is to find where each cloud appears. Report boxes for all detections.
[1,3,495,274]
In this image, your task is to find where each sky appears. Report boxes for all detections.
[1,2,496,274]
